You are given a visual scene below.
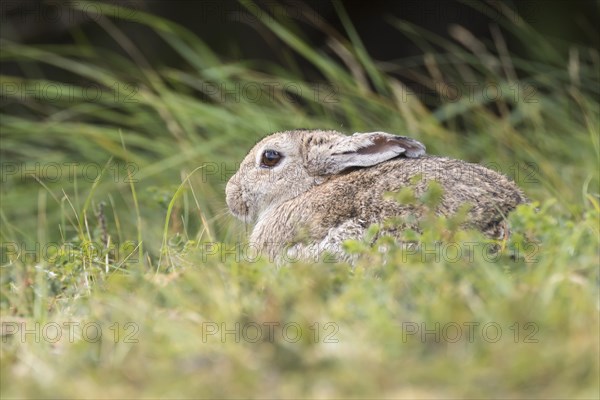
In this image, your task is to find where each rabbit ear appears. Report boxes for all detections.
[307,131,426,175]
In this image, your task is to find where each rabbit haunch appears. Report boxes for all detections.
[225,129,526,260]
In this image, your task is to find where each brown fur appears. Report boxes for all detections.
[226,130,526,261]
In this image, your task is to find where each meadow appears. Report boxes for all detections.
[1,2,598,398]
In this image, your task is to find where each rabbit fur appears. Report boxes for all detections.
[226,129,527,262]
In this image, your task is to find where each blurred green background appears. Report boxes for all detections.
[1,1,598,398]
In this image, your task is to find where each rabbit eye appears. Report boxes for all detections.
[260,150,282,168]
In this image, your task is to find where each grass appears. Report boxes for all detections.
[1,1,599,398]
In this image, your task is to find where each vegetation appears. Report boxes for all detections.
[1,1,598,398]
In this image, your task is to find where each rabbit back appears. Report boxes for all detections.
[251,155,526,259]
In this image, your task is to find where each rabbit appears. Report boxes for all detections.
[226,129,527,262]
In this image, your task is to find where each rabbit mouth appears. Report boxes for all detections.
[226,195,249,220]
[231,202,251,221]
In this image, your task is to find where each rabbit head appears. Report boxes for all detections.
[225,129,426,222]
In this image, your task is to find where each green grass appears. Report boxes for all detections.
[1,1,599,398]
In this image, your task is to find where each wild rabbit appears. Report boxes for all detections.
[226,129,526,262]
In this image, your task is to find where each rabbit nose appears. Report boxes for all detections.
[225,179,244,216]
